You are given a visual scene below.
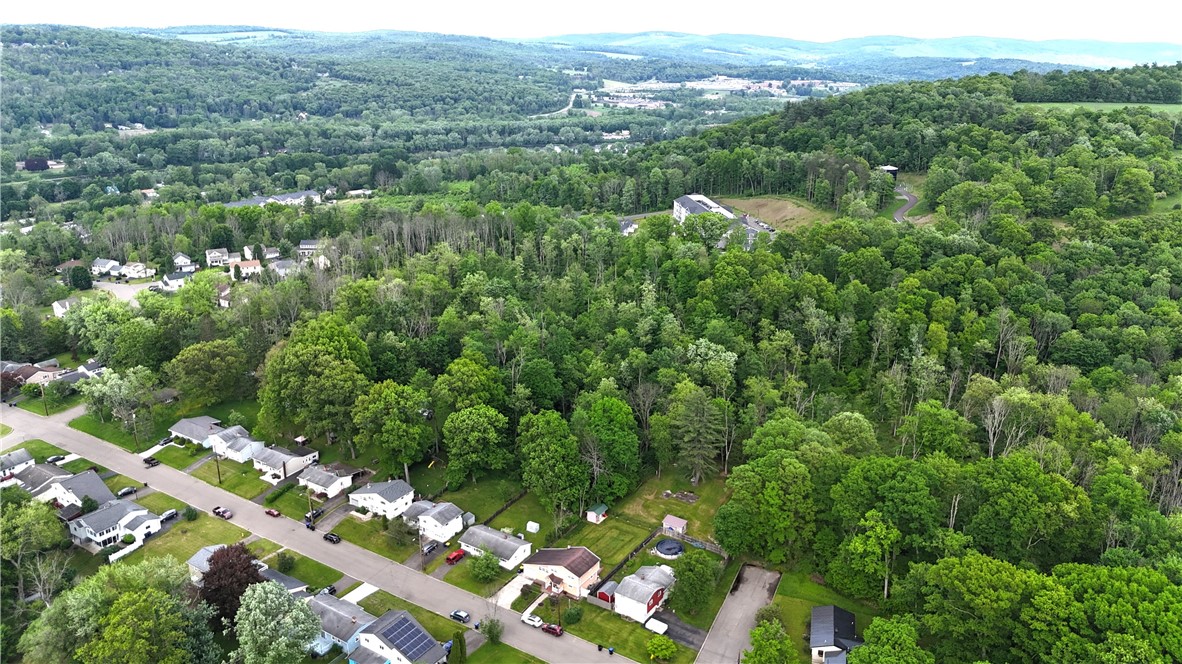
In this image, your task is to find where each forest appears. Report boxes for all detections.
[1,39,1181,662]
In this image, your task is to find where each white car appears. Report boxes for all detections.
[521,613,543,628]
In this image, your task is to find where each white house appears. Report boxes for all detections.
[243,246,280,261]
[0,449,35,486]
[307,595,376,657]
[269,259,298,279]
[68,500,161,548]
[229,260,263,280]
[297,239,323,258]
[349,480,414,519]
[205,248,230,267]
[90,258,120,276]
[39,470,116,508]
[78,359,105,379]
[173,252,197,272]
[52,297,79,318]
[352,610,448,664]
[402,500,463,544]
[521,547,602,599]
[169,416,223,445]
[614,564,675,623]
[206,425,265,463]
[672,194,735,224]
[458,525,532,570]
[161,272,190,292]
[217,283,232,308]
[13,463,71,497]
[298,464,358,499]
[120,262,155,279]
[253,445,320,484]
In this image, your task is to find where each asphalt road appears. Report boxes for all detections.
[893,186,919,222]
[0,405,633,663]
[693,565,781,664]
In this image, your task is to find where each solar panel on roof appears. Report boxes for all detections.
[382,615,435,662]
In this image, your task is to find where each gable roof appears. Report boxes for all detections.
[300,464,353,489]
[53,297,80,310]
[402,500,435,522]
[309,595,377,641]
[353,479,413,503]
[420,501,462,526]
[261,568,307,591]
[164,271,190,282]
[253,446,299,469]
[523,547,601,577]
[15,463,72,495]
[91,258,118,269]
[810,605,861,650]
[616,565,674,603]
[170,416,223,441]
[57,470,117,504]
[588,503,608,516]
[0,448,33,472]
[208,425,260,453]
[187,544,227,574]
[173,252,191,261]
[460,525,531,561]
[75,500,153,534]
[362,610,447,664]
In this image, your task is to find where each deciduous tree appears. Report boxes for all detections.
[353,381,432,482]
[200,543,264,624]
[233,581,319,664]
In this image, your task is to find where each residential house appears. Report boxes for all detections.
[13,463,71,497]
[23,365,66,385]
[521,546,602,598]
[0,449,35,487]
[614,564,675,623]
[217,283,232,308]
[229,259,262,280]
[262,567,308,594]
[298,464,358,499]
[253,446,320,484]
[52,297,79,318]
[205,248,230,267]
[349,480,414,519]
[55,259,83,274]
[269,259,297,279]
[40,470,116,509]
[68,500,161,548]
[90,258,120,276]
[586,503,608,524]
[351,610,448,664]
[308,595,377,656]
[346,189,373,198]
[224,190,320,209]
[810,605,862,664]
[458,525,533,570]
[672,194,735,224]
[206,425,265,463]
[169,416,224,445]
[161,272,190,292]
[243,246,280,261]
[78,359,105,378]
[297,239,323,259]
[173,252,197,272]
[401,500,463,544]
[186,544,226,584]
[120,262,155,279]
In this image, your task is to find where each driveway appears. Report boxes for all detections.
[893,186,918,222]
[93,280,155,304]
[0,406,637,663]
[694,565,781,664]
[653,609,707,650]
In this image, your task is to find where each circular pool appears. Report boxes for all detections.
[654,539,685,559]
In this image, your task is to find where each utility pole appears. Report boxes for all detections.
[38,384,48,417]
[214,453,222,484]
[131,411,140,451]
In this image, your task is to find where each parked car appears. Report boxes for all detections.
[449,610,471,624]
[422,542,438,556]
[212,506,233,519]
[160,509,178,521]
[144,457,161,467]
[323,532,341,544]
[541,623,564,637]
[305,508,324,520]
[264,508,281,517]
[158,436,172,445]
[45,455,66,464]
[318,584,337,596]
[521,614,543,628]
[445,549,466,565]
[116,486,137,497]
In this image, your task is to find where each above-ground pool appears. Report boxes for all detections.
[654,538,685,559]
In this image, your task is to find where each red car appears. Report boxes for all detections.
[446,549,466,565]
[541,624,563,637]
[264,508,281,517]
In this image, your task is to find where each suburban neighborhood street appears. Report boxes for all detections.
[0,406,636,663]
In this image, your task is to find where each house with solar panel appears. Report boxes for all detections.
[351,610,448,664]
[810,605,862,664]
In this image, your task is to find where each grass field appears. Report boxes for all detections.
[1154,190,1182,212]
[7,439,65,462]
[151,443,204,470]
[405,459,448,497]
[558,517,654,568]
[246,538,282,560]
[103,473,144,494]
[358,590,464,641]
[531,600,696,664]
[333,516,418,562]
[67,546,106,579]
[0,423,11,437]
[719,195,835,231]
[616,474,728,541]
[283,552,343,590]
[487,492,553,549]
[468,641,546,664]
[191,457,270,499]
[18,393,84,416]
[69,413,164,453]
[268,486,324,520]
[134,492,187,515]
[50,351,83,370]
[773,571,880,662]
[123,514,248,566]
[439,471,524,522]
[62,457,106,474]
[442,555,515,597]
[1016,101,1182,114]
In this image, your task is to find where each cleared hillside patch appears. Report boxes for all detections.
[719,196,834,231]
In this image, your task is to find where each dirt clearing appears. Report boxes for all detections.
[719,196,834,231]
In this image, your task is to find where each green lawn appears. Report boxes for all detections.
[6,439,65,462]
[442,555,515,597]
[774,571,880,662]
[358,590,464,641]
[151,443,205,470]
[531,599,695,664]
[134,492,187,515]
[198,399,262,433]
[123,514,249,566]
[558,518,654,568]
[268,486,324,520]
[439,471,525,522]
[333,516,418,562]
[18,392,84,416]
[1154,189,1182,212]
[50,351,83,370]
[0,423,12,437]
[284,552,343,590]
[69,413,164,453]
[338,580,363,598]
[616,474,729,541]
[246,538,282,560]
[468,642,545,664]
[488,492,552,549]
[103,473,145,494]
[402,458,449,497]
[67,546,106,579]
[62,458,106,474]
[190,457,270,499]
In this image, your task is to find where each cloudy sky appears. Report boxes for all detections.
[7,0,1181,43]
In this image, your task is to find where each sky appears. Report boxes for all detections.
[6,0,1181,44]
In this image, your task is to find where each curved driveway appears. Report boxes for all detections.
[893,186,918,222]
[0,406,632,663]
